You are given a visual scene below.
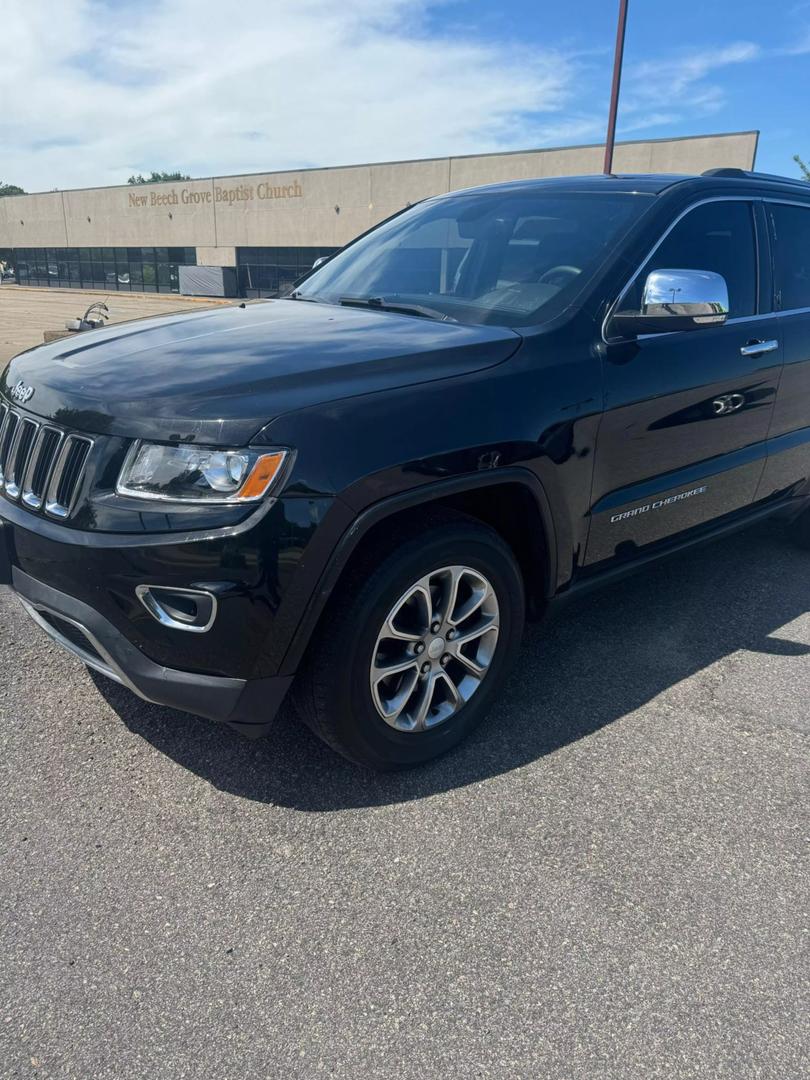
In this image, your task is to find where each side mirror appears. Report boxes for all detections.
[612,269,729,337]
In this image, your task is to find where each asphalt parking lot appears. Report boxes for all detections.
[1,521,808,1079]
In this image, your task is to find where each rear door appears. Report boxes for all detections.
[755,198,810,501]
[586,198,781,567]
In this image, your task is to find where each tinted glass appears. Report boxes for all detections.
[0,248,13,282]
[4,246,195,291]
[631,200,757,318]
[769,203,810,311]
[236,246,339,298]
[295,192,649,327]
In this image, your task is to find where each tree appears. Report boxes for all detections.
[794,155,810,181]
[128,170,191,185]
[0,181,26,196]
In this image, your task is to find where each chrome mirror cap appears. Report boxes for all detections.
[642,268,729,324]
[612,268,730,337]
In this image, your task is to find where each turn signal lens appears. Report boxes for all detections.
[239,451,288,500]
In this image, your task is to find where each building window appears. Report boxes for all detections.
[236,247,339,298]
[0,248,14,283]
[8,246,197,293]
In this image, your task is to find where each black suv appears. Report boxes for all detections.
[1,168,809,770]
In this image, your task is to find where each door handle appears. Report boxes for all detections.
[740,339,778,357]
[713,393,746,416]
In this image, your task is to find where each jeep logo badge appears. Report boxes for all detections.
[10,380,34,405]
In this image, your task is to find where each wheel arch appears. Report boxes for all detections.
[278,468,558,676]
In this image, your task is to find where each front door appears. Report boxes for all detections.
[586,198,782,567]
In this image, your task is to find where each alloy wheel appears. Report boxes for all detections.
[369,564,500,732]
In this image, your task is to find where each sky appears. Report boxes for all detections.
[3,0,809,193]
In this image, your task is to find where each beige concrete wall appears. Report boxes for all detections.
[628,130,758,174]
[449,132,759,189]
[0,132,758,256]
[62,179,218,247]
[0,191,68,248]
[196,246,237,266]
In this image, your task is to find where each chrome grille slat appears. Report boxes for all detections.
[0,404,7,473]
[0,403,94,520]
[22,427,63,510]
[0,410,20,484]
[45,435,93,519]
[5,418,40,499]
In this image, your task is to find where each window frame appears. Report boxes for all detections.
[603,196,766,344]
[765,198,810,315]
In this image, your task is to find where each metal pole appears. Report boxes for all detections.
[603,0,629,175]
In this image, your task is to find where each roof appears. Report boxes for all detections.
[441,174,688,198]
[438,168,810,201]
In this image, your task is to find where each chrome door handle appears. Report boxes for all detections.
[713,393,746,416]
[740,339,778,357]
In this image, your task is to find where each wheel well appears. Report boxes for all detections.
[338,482,552,619]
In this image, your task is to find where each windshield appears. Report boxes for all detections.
[293,190,650,328]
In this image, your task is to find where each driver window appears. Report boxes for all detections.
[628,200,757,319]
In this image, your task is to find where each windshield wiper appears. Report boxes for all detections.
[284,291,329,303]
[338,296,457,322]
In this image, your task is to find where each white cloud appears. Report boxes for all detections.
[620,42,761,131]
[1,0,580,191]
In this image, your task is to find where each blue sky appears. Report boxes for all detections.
[3,0,809,191]
[427,0,809,175]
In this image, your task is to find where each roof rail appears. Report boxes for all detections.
[702,167,809,187]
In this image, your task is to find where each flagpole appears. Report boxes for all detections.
[603,0,629,174]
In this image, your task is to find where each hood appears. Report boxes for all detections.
[2,300,521,445]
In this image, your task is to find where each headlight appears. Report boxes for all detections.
[116,442,289,503]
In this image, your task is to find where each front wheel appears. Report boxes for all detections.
[293,515,526,770]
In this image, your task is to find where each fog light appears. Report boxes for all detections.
[136,585,218,633]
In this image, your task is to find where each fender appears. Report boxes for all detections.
[277,466,558,676]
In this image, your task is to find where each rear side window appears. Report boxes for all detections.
[627,200,757,319]
[768,203,810,311]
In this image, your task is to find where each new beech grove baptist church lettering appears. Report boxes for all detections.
[128,180,304,208]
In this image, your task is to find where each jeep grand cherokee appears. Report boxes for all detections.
[1,168,809,769]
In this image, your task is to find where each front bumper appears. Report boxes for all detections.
[9,565,293,738]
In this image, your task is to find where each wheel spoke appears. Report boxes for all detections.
[436,566,461,625]
[371,655,420,684]
[447,571,488,627]
[385,583,431,641]
[436,670,461,709]
[451,613,497,648]
[411,672,439,731]
[449,646,487,677]
[374,666,420,721]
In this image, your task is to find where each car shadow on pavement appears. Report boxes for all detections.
[91,522,810,811]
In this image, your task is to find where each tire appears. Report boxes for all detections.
[788,502,810,549]
[292,511,526,770]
